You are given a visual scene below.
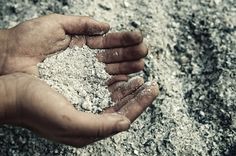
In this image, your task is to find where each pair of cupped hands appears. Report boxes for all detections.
[0,14,158,147]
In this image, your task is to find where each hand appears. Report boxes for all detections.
[0,14,159,147]
[2,14,147,76]
[0,73,158,147]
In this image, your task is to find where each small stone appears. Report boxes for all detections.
[131,21,141,28]
[199,111,205,117]
[179,55,189,64]
[123,0,130,8]
[133,150,139,155]
[81,101,92,111]
[98,3,112,11]
[54,149,59,154]
[231,115,236,129]
[214,0,221,5]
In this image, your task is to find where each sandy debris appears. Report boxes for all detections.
[38,46,111,113]
[0,0,235,155]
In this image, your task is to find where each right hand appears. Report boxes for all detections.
[0,73,158,147]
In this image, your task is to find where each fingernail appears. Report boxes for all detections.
[117,117,130,132]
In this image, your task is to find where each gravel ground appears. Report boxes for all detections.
[0,0,235,155]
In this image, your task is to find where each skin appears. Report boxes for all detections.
[0,14,158,147]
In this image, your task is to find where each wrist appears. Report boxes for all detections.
[0,74,18,124]
[0,29,10,75]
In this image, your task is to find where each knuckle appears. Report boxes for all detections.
[121,32,130,45]
[118,63,123,74]
[106,51,114,62]
[119,49,126,61]
[95,117,105,137]
[135,59,145,71]
[82,22,90,33]
[128,59,144,72]
[96,127,102,138]
[133,77,144,86]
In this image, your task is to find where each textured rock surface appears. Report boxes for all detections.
[0,0,235,155]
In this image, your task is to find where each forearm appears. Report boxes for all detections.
[0,29,9,74]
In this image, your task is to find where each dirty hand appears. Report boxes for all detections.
[0,73,158,147]
[0,14,159,147]
[0,14,147,76]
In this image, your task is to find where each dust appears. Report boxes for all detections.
[38,46,111,113]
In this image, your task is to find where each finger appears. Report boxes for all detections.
[86,31,143,49]
[118,81,159,122]
[63,112,130,138]
[109,76,144,102]
[97,43,148,63]
[105,59,144,75]
[106,75,129,86]
[57,127,121,148]
[57,136,96,148]
[103,81,146,114]
[52,14,110,35]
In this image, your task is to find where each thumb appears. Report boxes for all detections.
[51,14,110,35]
[70,112,130,138]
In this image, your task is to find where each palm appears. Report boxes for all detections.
[14,73,157,147]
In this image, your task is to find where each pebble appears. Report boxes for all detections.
[123,0,130,8]
[131,21,141,28]
[179,55,189,64]
[231,116,236,129]
[81,101,92,111]
[214,0,221,5]
[98,3,112,11]
[199,111,205,117]
[134,150,139,155]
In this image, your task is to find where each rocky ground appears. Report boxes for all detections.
[0,0,235,155]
